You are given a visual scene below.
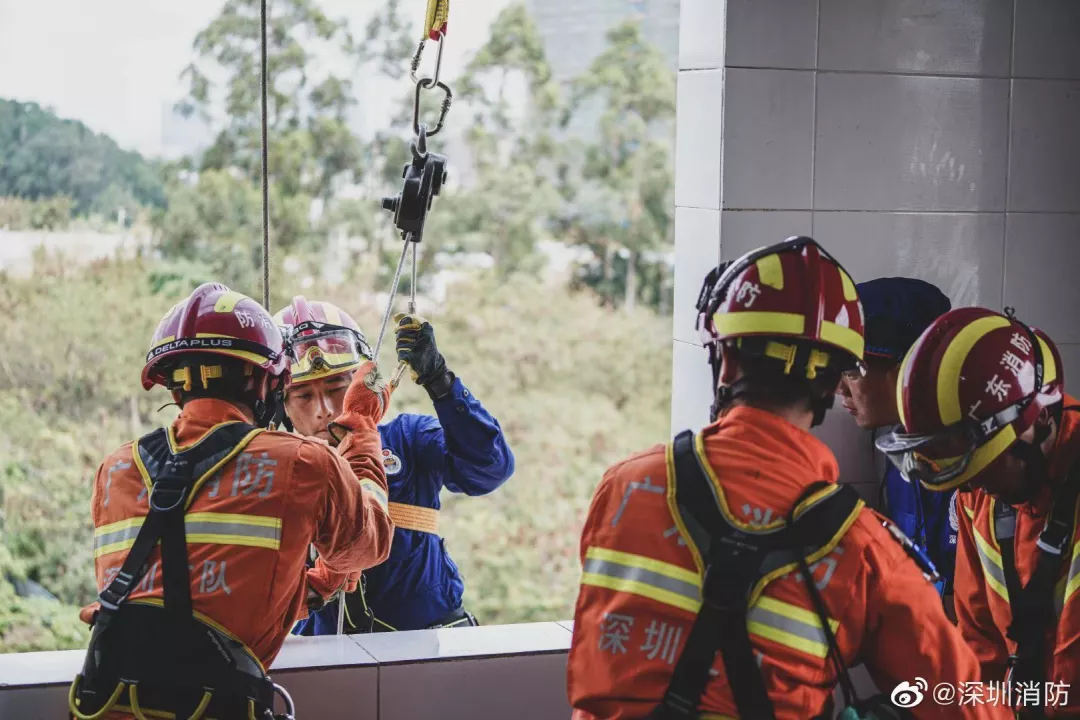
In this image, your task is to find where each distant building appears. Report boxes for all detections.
[526,0,679,141]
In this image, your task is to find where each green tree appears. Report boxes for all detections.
[565,20,675,312]
[177,0,361,203]
[0,99,165,215]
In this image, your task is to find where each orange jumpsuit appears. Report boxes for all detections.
[568,406,988,720]
[954,396,1080,717]
[79,399,393,717]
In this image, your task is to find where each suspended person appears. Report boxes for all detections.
[274,297,514,633]
[566,237,986,720]
[836,277,958,601]
[69,283,394,720]
[878,307,1078,718]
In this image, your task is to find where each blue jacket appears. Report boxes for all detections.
[882,462,958,596]
[294,376,514,633]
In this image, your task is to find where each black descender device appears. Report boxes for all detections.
[381,125,448,243]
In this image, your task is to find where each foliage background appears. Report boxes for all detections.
[0,0,676,651]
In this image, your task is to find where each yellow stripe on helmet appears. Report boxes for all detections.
[821,321,864,361]
[1038,335,1058,388]
[936,315,1011,426]
[712,311,805,339]
[756,254,784,290]
[923,424,1018,492]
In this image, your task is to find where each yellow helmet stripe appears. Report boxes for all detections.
[937,315,1011,426]
[821,321,864,361]
[712,311,805,338]
[924,424,1018,492]
[756,254,784,290]
[839,269,857,302]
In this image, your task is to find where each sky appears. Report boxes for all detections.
[0,0,511,157]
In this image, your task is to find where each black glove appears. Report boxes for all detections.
[395,313,454,399]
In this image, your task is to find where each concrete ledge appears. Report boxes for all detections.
[0,622,574,720]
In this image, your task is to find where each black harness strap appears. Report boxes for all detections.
[78,422,264,718]
[651,430,862,720]
[996,464,1080,718]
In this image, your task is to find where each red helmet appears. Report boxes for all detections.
[876,307,1064,491]
[273,297,372,386]
[142,283,288,391]
[696,236,865,422]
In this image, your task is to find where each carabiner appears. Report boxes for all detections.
[410,33,445,87]
[413,79,453,137]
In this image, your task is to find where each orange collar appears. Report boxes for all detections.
[173,398,255,448]
[710,405,840,482]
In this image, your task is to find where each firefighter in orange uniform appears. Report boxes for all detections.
[69,282,394,720]
[567,237,988,720]
[878,307,1079,718]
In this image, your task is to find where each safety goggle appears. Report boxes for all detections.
[875,399,1028,489]
[285,323,372,382]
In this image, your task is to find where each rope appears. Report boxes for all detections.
[260,0,270,309]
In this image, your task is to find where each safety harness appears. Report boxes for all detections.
[70,422,296,720]
[992,444,1080,719]
[649,430,921,720]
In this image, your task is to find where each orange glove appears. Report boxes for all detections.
[327,360,391,442]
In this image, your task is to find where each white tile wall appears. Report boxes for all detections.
[722,69,816,210]
[678,0,726,70]
[1003,213,1080,345]
[1008,80,1080,213]
[814,73,1010,212]
[725,0,819,70]
[1056,344,1080,391]
[1013,1,1080,80]
[673,207,721,345]
[675,0,1080,504]
[818,0,1013,76]
[812,212,1006,309]
[720,210,814,261]
[670,340,714,436]
[674,69,724,210]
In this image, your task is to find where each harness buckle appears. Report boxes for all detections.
[98,570,138,613]
[150,484,188,512]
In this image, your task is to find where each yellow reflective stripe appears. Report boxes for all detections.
[937,315,1012,425]
[971,525,1009,603]
[712,311,805,340]
[94,517,144,536]
[581,547,702,614]
[1064,538,1080,605]
[821,320,864,362]
[359,479,389,513]
[748,596,840,660]
[93,513,282,558]
[756,254,784,290]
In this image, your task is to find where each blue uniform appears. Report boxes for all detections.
[882,461,958,596]
[294,376,514,633]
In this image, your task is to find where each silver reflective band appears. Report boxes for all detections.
[582,557,701,604]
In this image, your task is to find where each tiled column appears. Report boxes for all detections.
[673,0,1080,499]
